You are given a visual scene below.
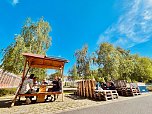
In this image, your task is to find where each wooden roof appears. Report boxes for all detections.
[22,53,69,69]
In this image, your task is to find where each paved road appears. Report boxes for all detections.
[58,94,152,114]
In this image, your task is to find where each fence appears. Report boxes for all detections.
[0,69,21,89]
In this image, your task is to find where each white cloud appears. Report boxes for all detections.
[12,0,19,5]
[97,0,152,48]
[7,0,19,6]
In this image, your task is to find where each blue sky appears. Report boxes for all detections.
[1,0,152,75]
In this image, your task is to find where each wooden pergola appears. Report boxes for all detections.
[11,53,69,106]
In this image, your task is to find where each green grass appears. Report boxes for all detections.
[64,90,76,94]
[0,88,17,97]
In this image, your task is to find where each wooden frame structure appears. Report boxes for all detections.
[11,53,69,106]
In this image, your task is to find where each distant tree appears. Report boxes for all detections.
[68,64,79,80]
[49,70,61,80]
[21,18,51,54]
[116,47,135,81]
[136,57,152,82]
[72,42,152,82]
[75,45,91,79]
[96,43,119,81]
[1,35,27,74]
[1,17,52,80]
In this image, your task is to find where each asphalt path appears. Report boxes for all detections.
[58,94,152,114]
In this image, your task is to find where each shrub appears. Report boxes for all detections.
[0,88,17,97]
[146,85,152,91]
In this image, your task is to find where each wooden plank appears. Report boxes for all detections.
[82,80,85,97]
[88,80,92,98]
[80,81,82,96]
[85,80,89,97]
[91,80,95,98]
[18,92,62,97]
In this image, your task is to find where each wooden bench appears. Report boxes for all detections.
[18,92,62,97]
[18,92,62,102]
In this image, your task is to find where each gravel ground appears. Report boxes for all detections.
[0,93,151,114]
[58,93,152,114]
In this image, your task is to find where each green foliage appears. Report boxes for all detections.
[71,42,152,82]
[1,35,27,74]
[96,43,119,81]
[147,85,152,91]
[21,17,51,54]
[135,57,152,82]
[75,45,91,78]
[116,47,136,80]
[0,88,17,97]
[1,17,52,80]
[49,70,61,80]
[95,43,152,82]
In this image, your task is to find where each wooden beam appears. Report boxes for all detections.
[11,58,28,107]
[30,64,62,70]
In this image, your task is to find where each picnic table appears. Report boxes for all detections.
[18,84,62,103]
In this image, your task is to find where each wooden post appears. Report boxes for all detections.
[11,58,28,107]
[61,66,64,102]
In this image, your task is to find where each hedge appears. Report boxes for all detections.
[0,88,17,97]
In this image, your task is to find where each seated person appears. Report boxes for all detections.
[96,82,102,90]
[41,79,48,85]
[33,77,39,92]
[109,82,116,90]
[101,82,107,90]
[46,76,61,101]
[19,74,36,104]
[106,82,110,90]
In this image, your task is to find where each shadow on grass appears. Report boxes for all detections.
[65,94,95,100]
[0,99,12,108]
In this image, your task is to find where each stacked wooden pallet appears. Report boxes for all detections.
[76,80,119,101]
[76,80,95,98]
[115,80,141,96]
[94,90,118,101]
